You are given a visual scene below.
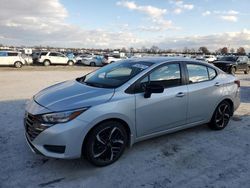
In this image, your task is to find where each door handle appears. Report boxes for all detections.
[214,82,221,87]
[176,92,185,97]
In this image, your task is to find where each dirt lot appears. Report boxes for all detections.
[0,66,250,188]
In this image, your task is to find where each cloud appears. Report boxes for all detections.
[116,1,167,18]
[0,0,143,48]
[202,9,239,22]
[0,0,249,52]
[153,29,250,51]
[169,0,194,14]
[173,8,182,14]
[117,1,179,31]
[202,11,211,16]
[220,15,238,22]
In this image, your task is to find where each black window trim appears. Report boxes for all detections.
[125,61,186,94]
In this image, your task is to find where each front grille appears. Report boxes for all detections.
[25,113,45,141]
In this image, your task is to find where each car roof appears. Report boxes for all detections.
[126,56,207,65]
[0,51,20,53]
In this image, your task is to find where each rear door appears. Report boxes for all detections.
[7,52,18,65]
[57,53,68,64]
[135,62,188,137]
[185,63,221,124]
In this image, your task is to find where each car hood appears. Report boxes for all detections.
[34,80,115,112]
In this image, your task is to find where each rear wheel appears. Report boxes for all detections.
[90,62,96,67]
[208,101,232,130]
[230,67,236,75]
[43,60,50,66]
[14,61,22,68]
[244,66,249,74]
[85,121,128,166]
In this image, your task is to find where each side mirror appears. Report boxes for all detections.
[144,83,164,98]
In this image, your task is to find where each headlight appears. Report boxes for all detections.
[39,108,88,124]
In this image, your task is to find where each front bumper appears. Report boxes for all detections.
[24,99,91,159]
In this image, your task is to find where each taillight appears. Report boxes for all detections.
[234,80,240,88]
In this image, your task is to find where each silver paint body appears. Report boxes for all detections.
[25,57,240,159]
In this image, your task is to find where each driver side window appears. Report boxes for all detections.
[138,63,182,92]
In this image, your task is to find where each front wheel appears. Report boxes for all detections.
[208,101,232,130]
[85,121,128,166]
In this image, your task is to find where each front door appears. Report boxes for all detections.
[135,63,188,137]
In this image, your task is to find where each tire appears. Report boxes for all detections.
[230,67,236,75]
[208,101,232,130]
[90,62,96,67]
[14,61,22,68]
[244,66,249,74]
[68,60,74,66]
[43,60,50,66]
[85,121,128,166]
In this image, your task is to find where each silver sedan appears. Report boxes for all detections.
[24,57,240,166]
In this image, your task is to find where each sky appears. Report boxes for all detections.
[0,0,250,51]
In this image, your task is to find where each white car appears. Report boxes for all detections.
[0,51,26,68]
[81,56,104,66]
[75,54,90,63]
[107,56,123,64]
[38,52,76,66]
[204,55,217,63]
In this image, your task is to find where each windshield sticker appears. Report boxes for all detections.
[132,64,149,69]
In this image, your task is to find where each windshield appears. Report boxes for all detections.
[77,60,153,88]
[218,56,237,62]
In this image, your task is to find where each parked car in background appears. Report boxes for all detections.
[38,52,76,66]
[32,51,40,63]
[81,55,104,66]
[213,56,250,74]
[75,54,91,63]
[24,57,240,166]
[0,51,26,68]
[21,54,33,65]
[204,55,217,63]
[196,56,208,63]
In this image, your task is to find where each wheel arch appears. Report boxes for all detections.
[14,61,23,65]
[81,118,132,156]
[215,98,234,116]
[67,60,74,64]
[43,59,51,63]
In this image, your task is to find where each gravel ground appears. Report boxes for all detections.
[0,67,250,188]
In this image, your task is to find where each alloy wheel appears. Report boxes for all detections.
[215,103,231,128]
[92,126,125,163]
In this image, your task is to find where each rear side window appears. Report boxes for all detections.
[187,64,209,83]
[187,64,217,83]
[7,52,18,56]
[40,52,47,56]
[49,52,58,56]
